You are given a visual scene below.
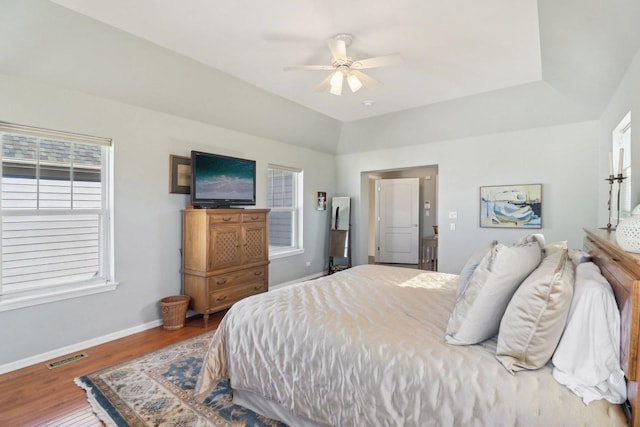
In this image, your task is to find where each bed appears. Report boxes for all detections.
[194,228,639,426]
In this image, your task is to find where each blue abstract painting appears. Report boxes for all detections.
[480,184,542,228]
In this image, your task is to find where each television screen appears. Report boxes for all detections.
[190,151,256,208]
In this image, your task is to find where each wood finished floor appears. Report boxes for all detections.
[0,313,224,426]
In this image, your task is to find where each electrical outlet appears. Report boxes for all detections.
[450,223,456,231]
[449,211,457,219]
[305,261,311,267]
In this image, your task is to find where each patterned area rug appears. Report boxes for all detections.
[75,330,285,426]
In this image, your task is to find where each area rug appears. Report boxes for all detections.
[75,330,285,426]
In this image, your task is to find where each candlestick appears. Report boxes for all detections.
[604,174,627,230]
[605,175,615,230]
[616,174,627,228]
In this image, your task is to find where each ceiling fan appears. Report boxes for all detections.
[284,33,403,96]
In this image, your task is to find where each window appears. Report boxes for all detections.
[0,122,115,311]
[613,112,631,217]
[267,164,303,257]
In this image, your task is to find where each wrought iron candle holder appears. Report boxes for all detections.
[605,174,627,230]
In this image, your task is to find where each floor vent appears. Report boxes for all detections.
[45,352,88,369]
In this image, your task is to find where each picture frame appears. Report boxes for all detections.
[480,184,542,228]
[317,191,327,211]
[169,155,191,194]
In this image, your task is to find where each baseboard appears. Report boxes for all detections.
[270,271,326,291]
[0,317,168,374]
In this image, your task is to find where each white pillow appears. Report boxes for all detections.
[552,262,626,405]
[445,241,542,345]
[456,240,497,298]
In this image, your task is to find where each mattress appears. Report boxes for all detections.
[195,264,626,426]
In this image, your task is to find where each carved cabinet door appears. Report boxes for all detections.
[242,222,268,264]
[208,225,242,270]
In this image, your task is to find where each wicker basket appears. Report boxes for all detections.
[159,295,191,330]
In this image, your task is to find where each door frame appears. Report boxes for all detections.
[365,165,439,266]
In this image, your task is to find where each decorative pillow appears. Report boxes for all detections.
[456,240,498,298]
[544,240,568,254]
[496,248,574,374]
[445,241,542,345]
[551,262,626,404]
[514,233,546,248]
[568,248,592,266]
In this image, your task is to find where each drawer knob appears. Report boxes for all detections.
[216,296,227,302]
[216,278,227,285]
[254,285,263,290]
[254,271,262,276]
[251,216,259,220]
[222,217,232,222]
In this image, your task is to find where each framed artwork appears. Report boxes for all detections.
[317,192,327,211]
[480,184,542,228]
[169,155,191,194]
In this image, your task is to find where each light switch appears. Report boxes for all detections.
[450,223,456,231]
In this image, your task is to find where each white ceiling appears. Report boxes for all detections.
[50,0,543,123]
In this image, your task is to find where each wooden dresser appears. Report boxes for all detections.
[181,208,270,327]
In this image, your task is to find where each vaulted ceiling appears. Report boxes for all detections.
[1,1,640,154]
[48,0,640,123]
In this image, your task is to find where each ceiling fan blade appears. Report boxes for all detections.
[352,54,403,69]
[327,38,347,63]
[351,70,383,89]
[284,65,335,71]
[314,74,333,92]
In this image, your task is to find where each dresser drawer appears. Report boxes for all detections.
[242,212,267,223]
[209,280,267,310]
[209,213,241,225]
[207,266,267,290]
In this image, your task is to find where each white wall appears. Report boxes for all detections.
[337,122,600,274]
[0,74,335,367]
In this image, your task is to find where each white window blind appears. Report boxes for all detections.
[267,164,303,255]
[1,122,113,300]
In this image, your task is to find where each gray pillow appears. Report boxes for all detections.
[456,240,498,298]
[496,248,574,374]
[445,241,542,345]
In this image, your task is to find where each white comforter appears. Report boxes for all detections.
[195,265,626,426]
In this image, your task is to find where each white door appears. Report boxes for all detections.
[376,178,420,264]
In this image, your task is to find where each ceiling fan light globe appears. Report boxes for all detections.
[330,70,343,86]
[329,70,344,95]
[347,73,363,92]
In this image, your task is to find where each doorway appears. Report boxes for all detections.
[365,165,439,267]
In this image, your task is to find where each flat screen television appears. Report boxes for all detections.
[190,150,256,208]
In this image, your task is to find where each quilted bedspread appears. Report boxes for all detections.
[195,265,626,426]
